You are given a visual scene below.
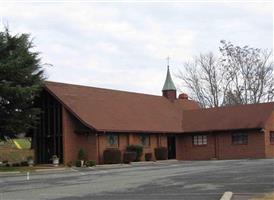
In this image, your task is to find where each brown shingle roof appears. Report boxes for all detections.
[44,81,274,133]
[182,102,274,133]
[45,81,199,133]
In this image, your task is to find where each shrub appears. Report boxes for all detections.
[66,161,74,167]
[103,148,121,164]
[123,151,137,164]
[27,156,33,161]
[20,161,28,166]
[145,153,152,161]
[12,162,20,167]
[77,148,86,160]
[126,145,143,161]
[86,160,96,167]
[154,147,168,160]
[75,160,82,167]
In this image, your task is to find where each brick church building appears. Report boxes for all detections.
[34,67,274,164]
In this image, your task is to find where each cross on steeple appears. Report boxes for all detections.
[162,57,177,100]
[166,56,170,68]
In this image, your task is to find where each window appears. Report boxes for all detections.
[139,135,150,147]
[192,135,207,146]
[107,134,118,147]
[270,132,274,144]
[232,133,248,145]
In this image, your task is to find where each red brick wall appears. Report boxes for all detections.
[162,90,176,101]
[62,107,98,165]
[129,133,167,161]
[176,131,266,160]
[97,133,129,164]
[176,134,216,160]
[97,133,168,164]
[265,112,274,158]
[62,107,169,165]
[217,131,265,159]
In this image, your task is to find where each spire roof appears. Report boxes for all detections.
[162,66,176,91]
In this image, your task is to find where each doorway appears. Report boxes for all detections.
[167,136,176,159]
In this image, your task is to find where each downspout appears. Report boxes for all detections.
[97,132,100,164]
[214,131,218,159]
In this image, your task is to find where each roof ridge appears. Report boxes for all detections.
[45,81,164,98]
[188,102,274,112]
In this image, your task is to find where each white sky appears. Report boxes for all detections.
[0,0,273,95]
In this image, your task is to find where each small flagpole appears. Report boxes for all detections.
[27,172,30,180]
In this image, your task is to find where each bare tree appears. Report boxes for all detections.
[177,41,274,108]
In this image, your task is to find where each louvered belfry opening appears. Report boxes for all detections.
[34,91,63,164]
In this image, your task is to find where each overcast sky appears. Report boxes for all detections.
[0,0,273,95]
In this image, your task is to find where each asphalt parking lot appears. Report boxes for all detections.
[0,159,273,200]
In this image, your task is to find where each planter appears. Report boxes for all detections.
[53,158,59,167]
[28,159,34,167]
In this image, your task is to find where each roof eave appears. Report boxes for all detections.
[181,127,264,134]
[43,85,98,132]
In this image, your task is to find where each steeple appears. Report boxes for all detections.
[162,66,176,91]
[162,64,177,101]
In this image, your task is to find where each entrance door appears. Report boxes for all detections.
[167,136,176,159]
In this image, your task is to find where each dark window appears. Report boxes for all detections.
[140,135,150,147]
[270,132,274,144]
[193,135,207,146]
[232,133,248,145]
[107,134,118,147]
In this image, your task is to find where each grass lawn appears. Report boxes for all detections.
[12,138,31,149]
[0,138,31,149]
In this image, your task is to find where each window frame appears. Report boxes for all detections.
[106,133,119,148]
[270,131,274,144]
[139,134,150,147]
[192,135,208,146]
[232,133,248,145]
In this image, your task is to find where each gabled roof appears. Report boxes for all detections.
[162,67,176,91]
[45,81,199,133]
[44,81,274,134]
[182,102,274,133]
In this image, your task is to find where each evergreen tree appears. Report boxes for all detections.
[0,28,45,138]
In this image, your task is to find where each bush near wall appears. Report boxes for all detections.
[123,151,137,164]
[154,147,168,160]
[85,160,96,167]
[126,145,143,161]
[103,148,121,164]
[77,148,86,160]
[145,153,153,161]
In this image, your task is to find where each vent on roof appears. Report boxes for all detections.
[179,93,188,100]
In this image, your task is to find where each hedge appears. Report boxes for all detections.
[154,147,168,160]
[145,153,153,161]
[123,151,137,164]
[126,145,143,161]
[103,148,121,164]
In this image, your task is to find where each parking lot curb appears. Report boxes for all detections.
[35,167,67,172]
[220,191,233,200]
[93,164,131,169]
[131,161,155,165]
